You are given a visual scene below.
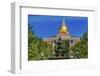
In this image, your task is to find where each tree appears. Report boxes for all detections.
[28,24,52,60]
[54,38,70,58]
[71,33,88,58]
[62,40,70,57]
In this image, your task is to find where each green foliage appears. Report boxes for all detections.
[71,33,88,58]
[28,24,88,60]
[54,39,69,57]
[28,25,52,61]
[62,40,70,57]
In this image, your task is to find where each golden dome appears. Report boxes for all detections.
[59,19,68,33]
[59,25,67,33]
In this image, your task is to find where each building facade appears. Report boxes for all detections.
[43,19,80,58]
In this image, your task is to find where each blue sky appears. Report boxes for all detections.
[28,15,88,38]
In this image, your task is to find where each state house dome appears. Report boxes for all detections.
[59,19,68,33]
